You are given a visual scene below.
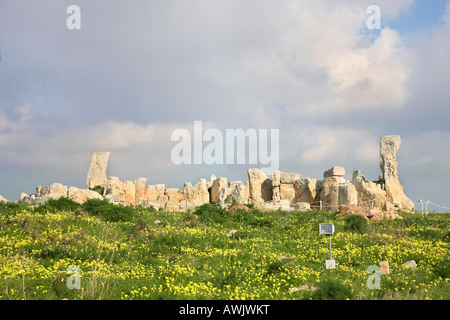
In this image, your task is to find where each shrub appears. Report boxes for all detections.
[35,197,80,213]
[194,203,228,224]
[310,279,354,300]
[81,199,135,222]
[0,202,31,216]
[90,185,105,196]
[344,214,368,234]
[432,258,450,279]
[266,261,285,275]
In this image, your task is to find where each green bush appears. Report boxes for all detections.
[344,214,368,234]
[310,279,354,300]
[81,199,135,222]
[34,197,80,213]
[193,203,228,224]
[90,185,105,196]
[0,202,31,216]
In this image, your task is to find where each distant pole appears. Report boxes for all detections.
[418,200,424,216]
[371,199,375,210]
[425,201,430,218]
[320,201,323,211]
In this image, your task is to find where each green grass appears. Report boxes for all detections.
[0,201,448,300]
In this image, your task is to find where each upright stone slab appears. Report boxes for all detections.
[134,177,147,205]
[338,184,358,206]
[248,168,272,204]
[294,178,318,204]
[225,181,245,204]
[184,179,210,206]
[146,184,165,202]
[379,136,414,211]
[211,177,227,205]
[86,152,110,189]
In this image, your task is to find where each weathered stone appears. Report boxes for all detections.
[70,189,104,204]
[244,180,250,202]
[292,202,311,211]
[184,179,209,206]
[86,152,110,189]
[211,177,227,205]
[226,230,237,237]
[165,188,184,209]
[40,186,50,197]
[134,177,147,204]
[272,171,300,201]
[263,200,291,211]
[320,176,346,208]
[338,204,369,218]
[327,184,340,210]
[123,181,136,204]
[104,178,126,204]
[338,184,358,206]
[20,192,29,202]
[288,284,317,293]
[323,166,345,178]
[272,170,282,188]
[157,194,168,204]
[280,172,301,184]
[379,136,414,212]
[146,184,165,202]
[402,260,416,268]
[194,179,209,206]
[380,260,390,275]
[352,170,387,210]
[294,178,319,204]
[248,168,272,203]
[225,181,245,204]
[49,183,68,199]
[68,186,81,198]
[279,184,296,203]
[36,186,42,198]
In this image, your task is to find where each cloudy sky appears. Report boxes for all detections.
[0,0,449,211]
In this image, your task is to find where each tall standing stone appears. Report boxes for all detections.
[134,177,147,205]
[86,152,110,190]
[211,177,228,205]
[248,168,272,203]
[379,136,414,211]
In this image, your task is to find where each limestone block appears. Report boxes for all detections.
[134,177,147,204]
[338,184,358,206]
[86,152,110,189]
[279,184,296,203]
[49,183,68,199]
[323,166,345,178]
[248,168,272,203]
[147,184,165,202]
[211,177,227,205]
[70,189,104,204]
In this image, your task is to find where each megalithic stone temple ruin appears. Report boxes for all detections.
[7,135,415,214]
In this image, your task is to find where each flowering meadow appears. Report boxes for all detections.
[0,199,448,300]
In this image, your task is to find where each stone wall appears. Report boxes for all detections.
[15,135,415,213]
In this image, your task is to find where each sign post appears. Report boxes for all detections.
[319,223,337,269]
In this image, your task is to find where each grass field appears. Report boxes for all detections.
[0,199,448,300]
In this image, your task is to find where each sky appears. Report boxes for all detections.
[0,0,449,212]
